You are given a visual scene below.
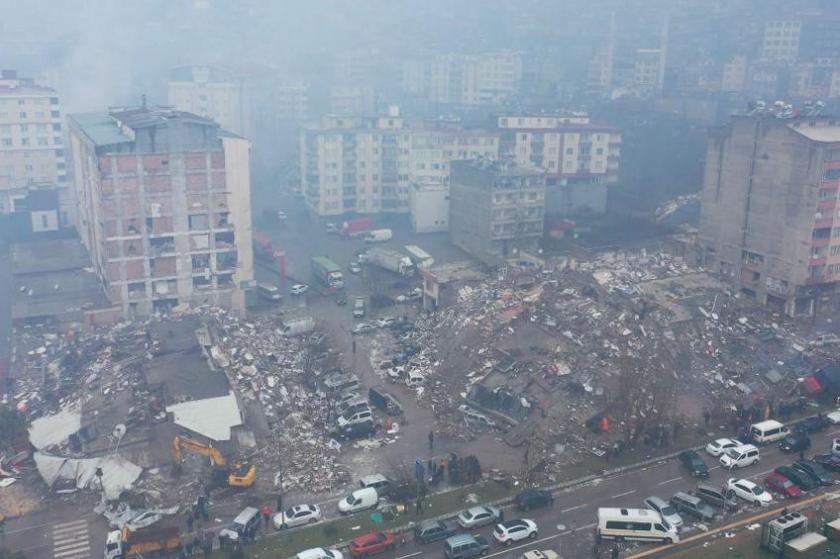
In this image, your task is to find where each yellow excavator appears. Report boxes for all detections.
[171,435,256,488]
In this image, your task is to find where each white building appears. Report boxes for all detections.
[401,52,523,105]
[762,20,801,62]
[0,69,72,229]
[409,182,449,233]
[168,66,252,139]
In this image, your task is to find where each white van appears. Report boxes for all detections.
[596,507,678,544]
[720,444,760,469]
[338,487,378,514]
[258,283,282,302]
[750,420,789,444]
[405,370,425,388]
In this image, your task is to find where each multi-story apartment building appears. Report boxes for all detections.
[329,84,376,116]
[402,52,523,105]
[450,160,546,263]
[68,106,254,319]
[698,114,840,317]
[761,20,802,62]
[0,70,71,228]
[298,108,498,216]
[168,66,252,139]
[497,113,621,215]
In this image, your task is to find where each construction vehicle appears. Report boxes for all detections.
[104,524,180,559]
[171,435,256,488]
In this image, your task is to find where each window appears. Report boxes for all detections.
[1,139,11,147]
[50,111,60,118]
[566,148,574,155]
[825,169,840,181]
[52,123,61,132]
[19,112,26,119]
[37,137,48,146]
[832,245,840,256]
[20,124,28,132]
[21,138,29,146]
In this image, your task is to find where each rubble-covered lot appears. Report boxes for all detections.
[3,247,838,537]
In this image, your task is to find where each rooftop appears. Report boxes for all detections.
[789,123,840,143]
[11,238,90,274]
[69,107,218,148]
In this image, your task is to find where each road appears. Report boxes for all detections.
[339,426,840,559]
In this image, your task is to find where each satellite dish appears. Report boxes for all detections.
[112,424,127,440]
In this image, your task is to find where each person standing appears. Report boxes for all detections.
[428,430,434,450]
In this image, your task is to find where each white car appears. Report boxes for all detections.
[827,410,840,424]
[833,438,840,456]
[296,548,343,559]
[349,262,362,274]
[273,504,322,529]
[386,365,406,381]
[523,552,559,559]
[493,518,538,546]
[726,478,773,506]
[705,438,742,457]
[457,505,501,529]
[376,317,397,328]
[277,211,288,221]
[290,283,309,295]
[352,323,375,335]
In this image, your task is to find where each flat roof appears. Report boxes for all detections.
[11,238,91,274]
[68,112,132,147]
[12,268,110,321]
[789,124,840,142]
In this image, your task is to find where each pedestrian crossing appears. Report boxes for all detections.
[51,519,91,559]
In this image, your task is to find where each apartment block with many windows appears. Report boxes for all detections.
[68,106,254,319]
[698,114,840,316]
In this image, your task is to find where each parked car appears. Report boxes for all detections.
[814,453,840,472]
[705,438,742,457]
[290,283,309,295]
[795,415,829,434]
[779,433,811,454]
[336,291,347,306]
[792,460,834,486]
[514,489,554,511]
[444,534,490,559]
[457,505,501,529]
[523,552,559,559]
[695,484,738,512]
[326,223,339,234]
[337,407,373,428]
[296,548,343,559]
[826,410,840,424]
[643,496,683,529]
[353,297,366,318]
[833,438,840,456]
[352,323,375,335]
[719,444,760,469]
[775,466,818,491]
[359,474,391,496]
[492,519,538,546]
[332,420,375,442]
[669,492,716,522]
[413,520,459,544]
[349,262,362,274]
[273,504,322,529]
[725,478,772,506]
[678,450,709,477]
[764,472,803,498]
[376,317,397,328]
[348,531,395,557]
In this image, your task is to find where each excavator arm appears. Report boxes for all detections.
[171,435,227,467]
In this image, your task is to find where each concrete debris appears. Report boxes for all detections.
[33,452,142,500]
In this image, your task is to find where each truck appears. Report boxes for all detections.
[364,229,393,243]
[366,247,414,276]
[341,217,374,237]
[404,245,434,269]
[279,317,316,336]
[311,256,344,289]
[105,525,180,559]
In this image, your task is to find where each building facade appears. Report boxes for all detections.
[402,51,523,105]
[0,70,71,228]
[168,66,252,139]
[450,160,546,263]
[68,107,254,319]
[497,113,621,215]
[299,108,498,216]
[409,182,449,233]
[698,114,840,316]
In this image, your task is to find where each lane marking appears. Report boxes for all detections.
[561,504,588,513]
[54,541,90,553]
[51,520,88,534]
[658,477,682,485]
[611,490,637,499]
[54,546,91,559]
[395,553,423,559]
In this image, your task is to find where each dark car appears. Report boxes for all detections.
[695,484,738,512]
[793,460,834,486]
[794,416,829,434]
[814,453,840,472]
[779,433,811,453]
[332,420,376,442]
[775,466,818,491]
[679,450,709,477]
[514,489,554,511]
[336,291,348,306]
[414,520,459,544]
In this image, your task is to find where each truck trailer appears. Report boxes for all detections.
[404,245,434,269]
[311,256,344,289]
[341,218,374,237]
[363,229,393,243]
[366,247,414,276]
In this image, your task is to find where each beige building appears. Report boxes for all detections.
[68,106,254,319]
[168,66,252,139]
[299,108,498,216]
[698,114,840,316]
[0,69,71,225]
[762,20,801,62]
[497,113,621,214]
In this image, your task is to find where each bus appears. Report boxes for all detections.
[404,245,434,269]
[596,508,678,544]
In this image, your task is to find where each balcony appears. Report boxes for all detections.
[817,198,837,211]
